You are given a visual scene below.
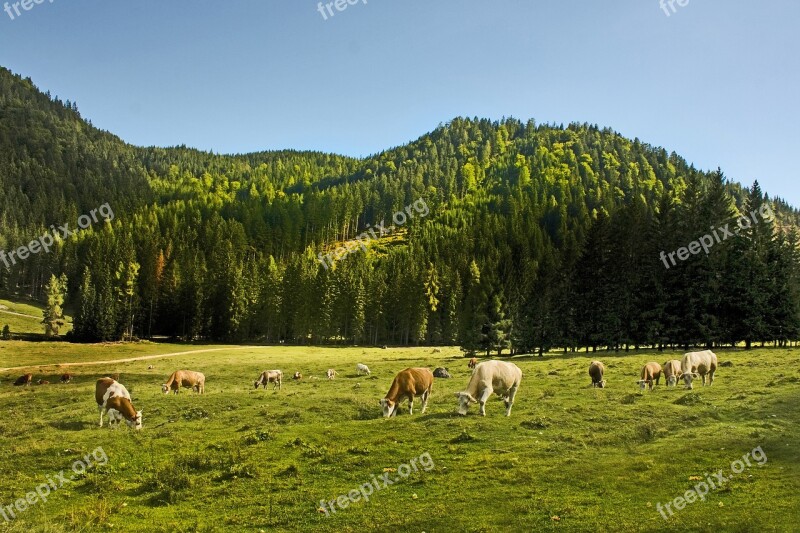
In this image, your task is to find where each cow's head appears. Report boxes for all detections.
[253,378,262,389]
[379,399,396,418]
[683,372,699,389]
[667,375,678,387]
[161,384,170,394]
[595,380,606,389]
[637,379,647,390]
[126,410,143,430]
[454,392,477,415]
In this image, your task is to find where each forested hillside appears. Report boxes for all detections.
[2,66,799,351]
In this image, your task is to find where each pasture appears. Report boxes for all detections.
[0,343,798,532]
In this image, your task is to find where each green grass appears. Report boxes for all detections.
[0,344,798,532]
[0,299,72,337]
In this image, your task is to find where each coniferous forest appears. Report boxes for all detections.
[2,67,800,352]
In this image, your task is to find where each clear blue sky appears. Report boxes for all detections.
[1,0,798,204]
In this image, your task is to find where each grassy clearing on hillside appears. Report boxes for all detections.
[0,345,798,532]
[0,299,72,337]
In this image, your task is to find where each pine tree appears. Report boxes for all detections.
[42,274,68,337]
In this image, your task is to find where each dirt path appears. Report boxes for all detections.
[0,309,40,319]
[0,346,259,373]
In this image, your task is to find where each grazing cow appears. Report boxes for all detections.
[455,360,522,417]
[638,362,662,391]
[468,358,478,369]
[681,350,718,390]
[326,369,337,380]
[37,379,50,385]
[95,378,142,430]
[60,373,73,384]
[588,361,606,388]
[663,360,683,387]
[433,367,452,379]
[356,363,371,376]
[162,370,206,394]
[432,348,442,353]
[380,368,434,418]
[292,372,302,380]
[254,370,282,391]
[147,365,155,370]
[13,374,32,387]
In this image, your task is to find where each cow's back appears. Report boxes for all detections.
[179,370,204,386]
[589,361,605,380]
[471,360,522,391]
[393,367,433,396]
[682,350,716,373]
[96,378,130,405]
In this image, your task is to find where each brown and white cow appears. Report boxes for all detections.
[326,369,337,380]
[468,357,478,369]
[637,362,662,391]
[60,373,73,384]
[380,368,434,418]
[13,374,32,387]
[292,372,302,380]
[663,360,683,387]
[455,360,522,417]
[588,361,606,388]
[162,370,206,394]
[254,370,282,390]
[95,378,142,430]
[681,350,718,390]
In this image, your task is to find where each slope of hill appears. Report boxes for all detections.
[1,66,799,350]
[0,298,72,336]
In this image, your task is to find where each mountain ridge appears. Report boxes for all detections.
[2,65,800,351]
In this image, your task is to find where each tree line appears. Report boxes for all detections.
[2,67,799,352]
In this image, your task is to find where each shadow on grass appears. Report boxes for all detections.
[418,412,459,421]
[51,420,95,431]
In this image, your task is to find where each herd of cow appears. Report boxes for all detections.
[6,349,719,431]
[589,349,719,391]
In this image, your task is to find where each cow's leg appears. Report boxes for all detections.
[420,389,430,414]
[505,384,519,416]
[708,371,714,386]
[408,396,414,415]
[478,388,492,416]
[98,405,104,427]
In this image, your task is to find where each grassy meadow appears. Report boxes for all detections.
[0,299,72,337]
[0,343,798,532]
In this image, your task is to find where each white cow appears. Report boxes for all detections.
[454,360,522,417]
[326,369,337,380]
[681,350,718,390]
[356,363,371,376]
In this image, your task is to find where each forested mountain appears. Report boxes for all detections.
[2,66,799,351]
